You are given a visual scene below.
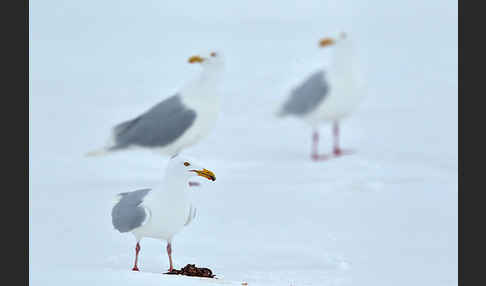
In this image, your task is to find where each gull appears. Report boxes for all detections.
[277,33,365,161]
[86,51,225,157]
[111,155,216,272]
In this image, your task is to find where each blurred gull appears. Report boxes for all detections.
[86,51,224,157]
[278,33,365,161]
[111,155,216,272]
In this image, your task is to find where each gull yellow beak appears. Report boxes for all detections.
[319,37,335,48]
[191,169,216,181]
[188,55,205,64]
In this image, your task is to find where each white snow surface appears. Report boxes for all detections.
[30,1,457,285]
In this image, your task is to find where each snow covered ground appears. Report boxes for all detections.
[29,1,457,285]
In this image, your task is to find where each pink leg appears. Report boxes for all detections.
[311,130,319,160]
[166,242,174,272]
[311,129,331,161]
[188,181,200,187]
[332,121,354,156]
[333,121,341,156]
[132,242,140,271]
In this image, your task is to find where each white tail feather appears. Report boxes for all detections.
[85,147,110,157]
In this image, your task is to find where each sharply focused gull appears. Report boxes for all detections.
[111,155,216,272]
[278,33,365,161]
[86,51,224,157]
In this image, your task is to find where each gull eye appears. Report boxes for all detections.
[210,52,217,57]
[184,162,190,167]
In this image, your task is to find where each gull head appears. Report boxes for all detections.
[187,51,225,70]
[168,154,216,182]
[318,32,347,48]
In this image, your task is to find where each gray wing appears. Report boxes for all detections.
[278,70,330,117]
[109,94,197,150]
[112,188,151,233]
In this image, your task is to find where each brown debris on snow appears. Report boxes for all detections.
[165,264,216,278]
